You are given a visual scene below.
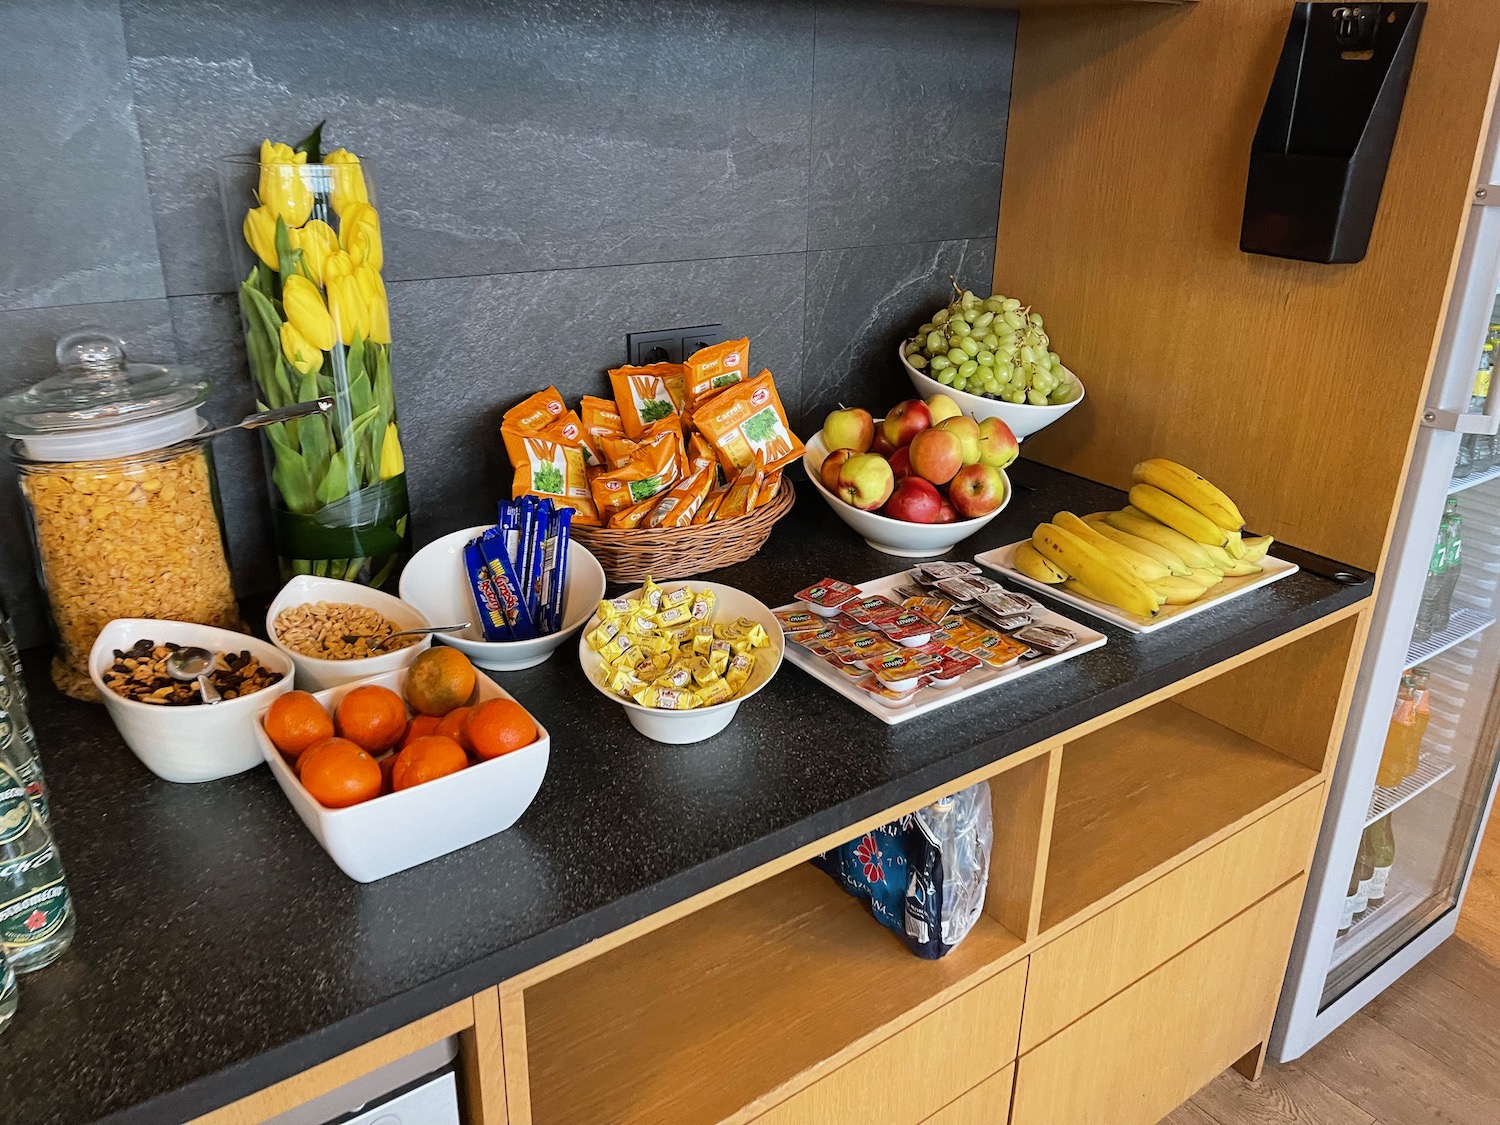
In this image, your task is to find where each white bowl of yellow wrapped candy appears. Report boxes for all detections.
[578,580,784,744]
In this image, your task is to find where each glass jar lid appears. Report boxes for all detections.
[0,328,211,460]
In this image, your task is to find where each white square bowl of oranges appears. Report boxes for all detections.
[254,647,549,882]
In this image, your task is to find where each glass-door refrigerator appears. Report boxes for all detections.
[1271,121,1500,1061]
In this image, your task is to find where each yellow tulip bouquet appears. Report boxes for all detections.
[225,123,409,587]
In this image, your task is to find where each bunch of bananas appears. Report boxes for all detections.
[1013,459,1274,619]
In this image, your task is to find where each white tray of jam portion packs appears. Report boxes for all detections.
[975,541,1299,635]
[774,570,1106,725]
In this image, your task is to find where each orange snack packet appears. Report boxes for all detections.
[663,369,688,413]
[601,416,684,472]
[588,428,681,521]
[691,370,804,476]
[714,460,763,521]
[609,364,682,438]
[684,338,749,407]
[646,464,714,529]
[541,409,602,469]
[581,394,624,443]
[503,387,567,433]
[510,434,601,525]
[755,469,782,509]
[608,494,662,529]
[692,490,725,524]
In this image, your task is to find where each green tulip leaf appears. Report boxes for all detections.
[293,120,326,165]
[316,449,353,506]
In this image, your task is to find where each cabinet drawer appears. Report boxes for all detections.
[753,958,1026,1125]
[1012,876,1306,1125]
[1022,786,1320,1051]
[920,1064,1014,1124]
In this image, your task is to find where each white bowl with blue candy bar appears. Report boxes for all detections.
[400,516,606,672]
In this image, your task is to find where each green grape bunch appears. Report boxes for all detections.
[902,284,1080,407]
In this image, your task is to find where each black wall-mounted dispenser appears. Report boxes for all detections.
[1241,3,1425,264]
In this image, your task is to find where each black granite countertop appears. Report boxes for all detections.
[0,461,1370,1125]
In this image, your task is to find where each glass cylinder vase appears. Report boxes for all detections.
[219,143,410,589]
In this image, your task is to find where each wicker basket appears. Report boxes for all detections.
[573,478,796,583]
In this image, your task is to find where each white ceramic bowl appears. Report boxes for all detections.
[802,432,1009,558]
[399,526,606,671]
[266,575,432,692]
[89,619,296,784]
[253,668,550,882]
[899,340,1085,441]
[579,581,784,745]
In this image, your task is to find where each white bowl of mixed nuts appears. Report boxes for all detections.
[267,576,433,692]
[89,619,294,783]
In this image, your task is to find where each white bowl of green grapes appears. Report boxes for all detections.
[900,289,1085,442]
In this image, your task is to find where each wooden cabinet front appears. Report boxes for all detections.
[750,958,1026,1125]
[1022,786,1321,1051]
[1011,876,1307,1125]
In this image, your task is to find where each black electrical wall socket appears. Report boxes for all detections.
[625,324,725,366]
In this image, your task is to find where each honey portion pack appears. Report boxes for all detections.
[609,364,683,438]
[691,370,804,476]
[684,338,749,407]
[510,434,601,525]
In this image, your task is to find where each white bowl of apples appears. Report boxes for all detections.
[803,395,1015,557]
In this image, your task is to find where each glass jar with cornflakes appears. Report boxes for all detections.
[0,330,242,700]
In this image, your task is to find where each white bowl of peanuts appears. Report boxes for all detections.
[89,619,295,783]
[267,576,433,692]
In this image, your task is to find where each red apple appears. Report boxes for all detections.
[883,476,944,524]
[872,431,897,458]
[936,416,981,465]
[820,407,875,453]
[949,463,1007,518]
[888,445,912,481]
[835,453,895,511]
[935,500,959,524]
[908,427,964,486]
[976,416,1019,470]
[881,399,932,448]
[820,447,854,493]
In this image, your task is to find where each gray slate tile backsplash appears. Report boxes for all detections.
[0,0,1012,647]
[0,0,165,313]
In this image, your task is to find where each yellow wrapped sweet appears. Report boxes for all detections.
[690,656,720,686]
[637,632,674,656]
[640,577,664,611]
[661,586,693,611]
[707,640,730,674]
[587,619,622,652]
[599,632,636,663]
[692,624,714,656]
[607,667,647,698]
[690,589,716,622]
[656,603,694,628]
[632,684,695,710]
[694,678,733,707]
[656,663,694,690]
[726,652,754,692]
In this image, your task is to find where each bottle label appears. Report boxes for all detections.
[0,778,33,847]
[1368,864,1393,901]
[1340,894,1358,930]
[0,844,70,948]
[1353,878,1372,915]
[0,722,47,823]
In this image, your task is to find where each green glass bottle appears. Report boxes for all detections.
[0,760,73,972]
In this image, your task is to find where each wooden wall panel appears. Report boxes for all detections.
[998,0,1500,571]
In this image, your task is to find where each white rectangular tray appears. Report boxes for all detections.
[776,570,1106,725]
[975,541,1300,634]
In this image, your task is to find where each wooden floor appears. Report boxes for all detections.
[1161,822,1500,1125]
